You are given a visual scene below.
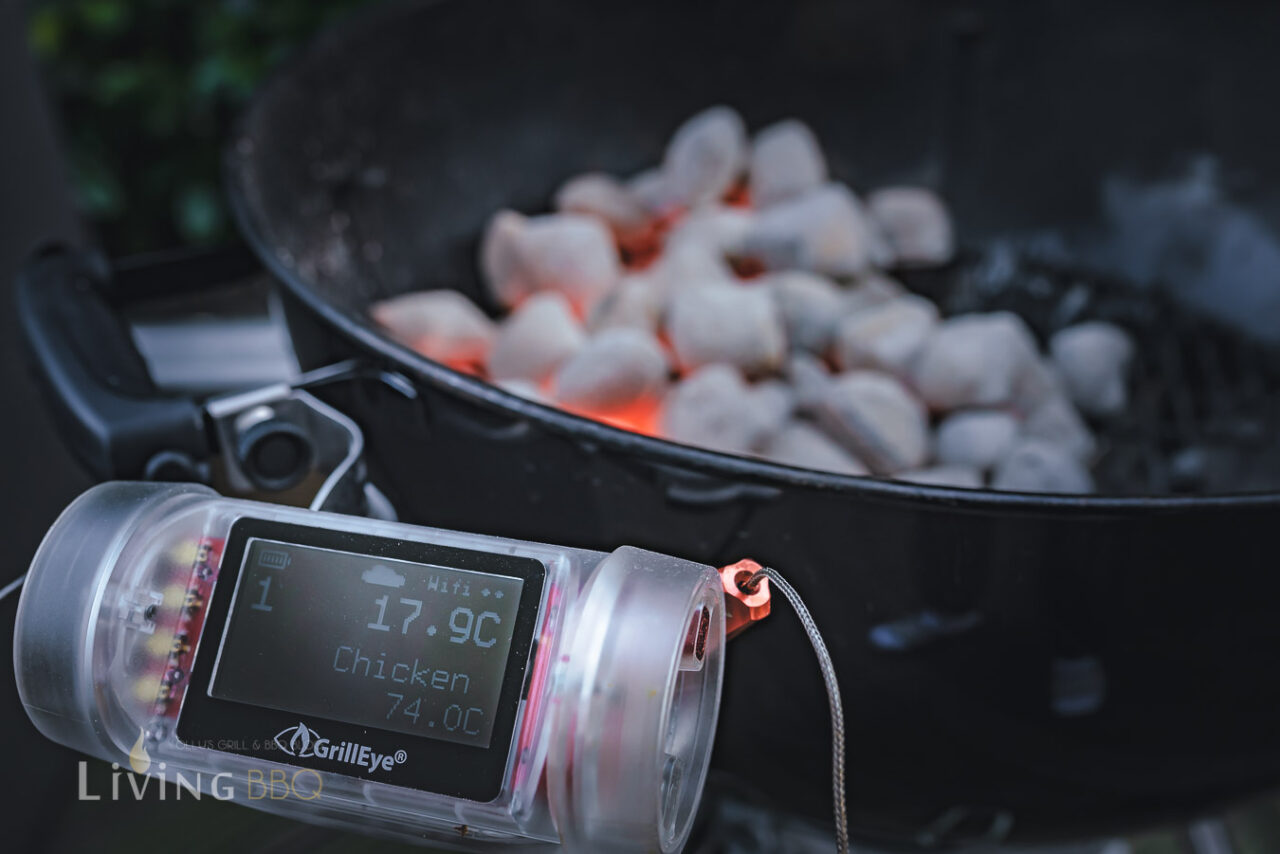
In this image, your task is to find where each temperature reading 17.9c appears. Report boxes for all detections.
[211,537,527,749]
[367,596,504,648]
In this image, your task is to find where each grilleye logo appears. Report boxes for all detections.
[274,722,321,758]
[273,721,407,773]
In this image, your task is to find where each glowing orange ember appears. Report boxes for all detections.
[617,207,684,271]
[728,254,767,279]
[722,177,752,208]
[444,357,486,377]
[565,397,662,437]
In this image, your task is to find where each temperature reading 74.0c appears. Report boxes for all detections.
[385,695,486,738]
[367,596,504,647]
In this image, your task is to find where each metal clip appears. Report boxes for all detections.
[204,362,406,519]
[719,558,771,640]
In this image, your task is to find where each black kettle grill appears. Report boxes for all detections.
[18,0,1280,848]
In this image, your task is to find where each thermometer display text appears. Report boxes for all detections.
[209,538,525,748]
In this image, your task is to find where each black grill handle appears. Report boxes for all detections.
[16,245,213,481]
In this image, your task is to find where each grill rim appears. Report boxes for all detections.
[232,183,1280,513]
[222,0,1280,513]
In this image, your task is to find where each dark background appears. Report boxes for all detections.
[25,0,372,253]
[0,0,92,844]
[0,2,418,850]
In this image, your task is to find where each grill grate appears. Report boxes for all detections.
[903,249,1280,496]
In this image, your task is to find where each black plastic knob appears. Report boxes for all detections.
[235,418,315,492]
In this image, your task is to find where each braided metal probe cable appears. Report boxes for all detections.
[743,566,848,854]
[0,573,25,603]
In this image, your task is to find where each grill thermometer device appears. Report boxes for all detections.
[12,481,788,852]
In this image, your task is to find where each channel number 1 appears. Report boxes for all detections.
[367,595,503,647]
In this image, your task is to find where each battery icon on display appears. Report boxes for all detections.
[257,549,292,570]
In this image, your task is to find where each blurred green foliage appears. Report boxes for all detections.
[29,0,375,252]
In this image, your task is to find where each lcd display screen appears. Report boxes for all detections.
[209,538,526,749]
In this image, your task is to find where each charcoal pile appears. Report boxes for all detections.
[372,106,1146,495]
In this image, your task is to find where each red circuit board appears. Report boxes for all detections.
[150,536,224,719]
[513,582,560,793]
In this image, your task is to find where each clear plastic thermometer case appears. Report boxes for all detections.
[14,482,725,852]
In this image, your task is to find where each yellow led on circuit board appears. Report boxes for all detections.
[145,633,172,657]
[167,540,201,569]
[132,674,162,704]
[161,584,186,610]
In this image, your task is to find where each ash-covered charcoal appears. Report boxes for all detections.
[660,105,748,209]
[554,172,651,235]
[1013,353,1068,413]
[766,270,846,353]
[625,167,670,216]
[832,294,939,375]
[934,410,1020,472]
[660,364,780,455]
[992,439,1095,495]
[749,379,797,441]
[842,272,907,314]
[749,119,828,208]
[742,183,892,276]
[786,351,834,415]
[587,273,664,333]
[664,204,754,259]
[867,187,956,268]
[912,312,1040,410]
[1049,321,1135,416]
[912,250,1280,495]
[552,327,669,414]
[1022,396,1097,461]
[374,105,1276,496]
[667,283,786,374]
[652,239,737,294]
[478,210,529,308]
[763,421,868,476]
[369,290,494,367]
[487,292,586,384]
[479,211,620,312]
[817,371,930,474]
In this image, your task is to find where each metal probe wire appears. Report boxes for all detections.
[742,567,848,854]
[0,573,26,604]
